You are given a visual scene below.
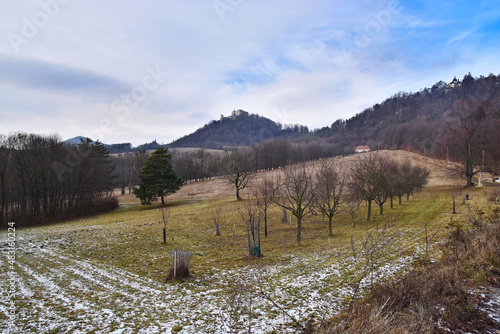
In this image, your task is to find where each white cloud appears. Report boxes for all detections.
[0,0,500,146]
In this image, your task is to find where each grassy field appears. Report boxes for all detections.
[1,151,498,333]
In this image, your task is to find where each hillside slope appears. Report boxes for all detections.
[168,73,500,155]
[168,110,306,149]
[314,73,500,154]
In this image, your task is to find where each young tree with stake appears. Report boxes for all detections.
[253,176,278,237]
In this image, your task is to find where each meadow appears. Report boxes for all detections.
[1,151,497,333]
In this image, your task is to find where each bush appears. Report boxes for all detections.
[88,197,120,215]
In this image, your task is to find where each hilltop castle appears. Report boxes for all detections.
[445,76,461,92]
[220,109,249,121]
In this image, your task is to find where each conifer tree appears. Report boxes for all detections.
[134,147,183,205]
[78,138,119,196]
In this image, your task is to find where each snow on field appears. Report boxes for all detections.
[0,230,425,333]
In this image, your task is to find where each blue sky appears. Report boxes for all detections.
[1,0,499,146]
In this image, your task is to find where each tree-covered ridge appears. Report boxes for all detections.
[169,112,307,149]
[314,73,500,155]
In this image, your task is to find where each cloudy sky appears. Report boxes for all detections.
[1,1,499,146]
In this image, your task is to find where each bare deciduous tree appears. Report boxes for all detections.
[223,151,253,200]
[274,164,316,246]
[343,190,362,228]
[445,99,490,186]
[212,207,223,236]
[159,205,171,244]
[239,200,262,257]
[253,176,279,237]
[349,154,384,221]
[313,159,346,236]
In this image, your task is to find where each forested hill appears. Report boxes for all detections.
[313,73,500,155]
[168,73,500,154]
[168,110,308,149]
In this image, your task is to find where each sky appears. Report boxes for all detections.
[1,0,499,146]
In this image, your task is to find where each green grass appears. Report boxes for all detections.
[12,184,496,283]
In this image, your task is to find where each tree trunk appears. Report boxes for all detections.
[398,195,402,205]
[366,200,372,221]
[161,195,165,206]
[264,208,268,237]
[328,215,333,236]
[379,203,383,215]
[236,187,241,200]
[297,215,302,246]
[466,174,473,187]
[390,196,394,209]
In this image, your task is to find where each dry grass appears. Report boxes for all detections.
[323,212,500,334]
[24,151,498,282]
[165,150,461,202]
[5,150,499,332]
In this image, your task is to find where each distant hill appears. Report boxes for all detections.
[64,136,91,145]
[168,109,308,149]
[64,137,161,154]
[67,73,500,156]
[311,72,500,155]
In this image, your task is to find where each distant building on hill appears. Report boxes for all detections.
[355,145,371,153]
[231,109,248,119]
[445,76,461,92]
[220,109,249,121]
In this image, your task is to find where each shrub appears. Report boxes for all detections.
[89,197,120,214]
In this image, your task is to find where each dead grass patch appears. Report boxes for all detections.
[323,214,500,334]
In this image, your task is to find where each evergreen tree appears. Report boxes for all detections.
[78,138,118,196]
[134,147,183,205]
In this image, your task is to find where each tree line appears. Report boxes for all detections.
[169,139,341,184]
[0,133,120,228]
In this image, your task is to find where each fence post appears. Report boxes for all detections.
[173,250,177,278]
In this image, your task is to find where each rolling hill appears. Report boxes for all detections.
[168,109,307,149]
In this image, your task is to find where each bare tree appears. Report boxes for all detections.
[239,200,262,257]
[212,207,223,236]
[274,164,316,246]
[373,157,391,215]
[159,205,171,244]
[313,159,346,236]
[445,99,490,186]
[349,154,384,221]
[0,134,13,227]
[343,190,362,228]
[253,176,278,237]
[130,149,149,192]
[222,151,253,200]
